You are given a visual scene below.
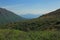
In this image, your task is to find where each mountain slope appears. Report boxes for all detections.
[39,9,60,18]
[0,8,25,24]
[3,8,60,31]
[0,8,60,40]
[0,8,60,31]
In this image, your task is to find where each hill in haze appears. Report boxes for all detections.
[0,8,25,24]
[21,14,41,19]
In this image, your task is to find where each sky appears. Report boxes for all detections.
[0,0,60,15]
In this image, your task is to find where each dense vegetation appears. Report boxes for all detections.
[0,8,60,40]
[0,29,60,40]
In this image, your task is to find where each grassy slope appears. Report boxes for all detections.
[0,29,60,40]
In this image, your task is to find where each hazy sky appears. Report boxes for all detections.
[0,0,60,15]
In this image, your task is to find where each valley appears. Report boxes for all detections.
[0,8,60,40]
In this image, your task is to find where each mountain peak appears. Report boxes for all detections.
[44,8,60,16]
[39,8,60,18]
[0,8,7,11]
[56,8,60,11]
[0,8,25,24]
[0,8,10,14]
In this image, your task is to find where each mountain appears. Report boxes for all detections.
[0,8,60,40]
[0,8,60,31]
[3,8,60,31]
[39,9,60,17]
[21,14,41,19]
[0,8,25,24]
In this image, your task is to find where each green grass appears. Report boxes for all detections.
[0,29,60,40]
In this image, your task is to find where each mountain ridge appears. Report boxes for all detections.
[0,8,60,31]
[6,8,60,31]
[0,8,25,24]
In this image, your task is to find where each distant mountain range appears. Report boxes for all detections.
[0,8,25,24]
[21,14,41,19]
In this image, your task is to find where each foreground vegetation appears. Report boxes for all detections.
[0,29,59,40]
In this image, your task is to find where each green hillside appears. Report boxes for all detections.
[0,8,25,24]
[0,8,60,40]
[1,9,60,31]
